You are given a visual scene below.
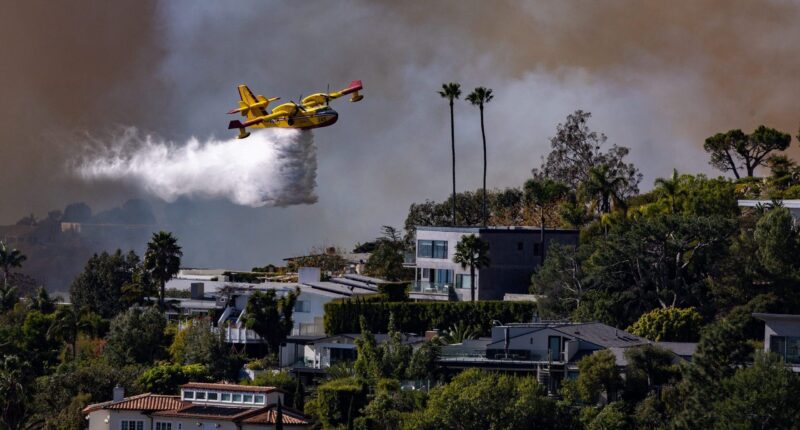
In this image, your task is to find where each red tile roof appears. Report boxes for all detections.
[83,394,185,414]
[180,382,283,393]
[242,406,309,425]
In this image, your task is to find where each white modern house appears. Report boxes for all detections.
[738,199,800,219]
[83,382,308,430]
[279,333,426,373]
[754,313,800,371]
[165,269,380,343]
[411,226,580,301]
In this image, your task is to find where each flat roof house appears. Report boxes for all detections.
[411,226,579,301]
[754,313,800,371]
[83,382,309,430]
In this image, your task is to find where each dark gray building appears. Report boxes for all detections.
[411,226,580,300]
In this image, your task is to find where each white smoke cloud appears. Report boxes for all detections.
[76,128,317,207]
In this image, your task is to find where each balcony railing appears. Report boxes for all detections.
[411,281,451,294]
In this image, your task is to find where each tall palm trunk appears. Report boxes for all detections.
[159,280,166,311]
[480,105,487,226]
[540,211,546,265]
[470,264,476,302]
[449,99,457,225]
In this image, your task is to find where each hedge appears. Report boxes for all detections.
[324,299,537,335]
[314,377,368,428]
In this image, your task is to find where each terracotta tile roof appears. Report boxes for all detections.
[153,404,260,420]
[180,382,284,393]
[241,405,309,425]
[83,394,184,414]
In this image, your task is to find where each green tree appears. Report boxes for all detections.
[452,234,490,302]
[627,307,703,342]
[576,349,622,405]
[365,226,408,281]
[406,368,574,430]
[754,206,800,279]
[466,86,494,225]
[104,307,167,365]
[622,345,680,402]
[653,169,682,213]
[704,126,792,178]
[0,283,19,314]
[531,243,592,319]
[0,241,26,288]
[524,177,569,261]
[139,363,210,394]
[0,355,34,430]
[172,318,242,380]
[48,306,91,360]
[69,250,141,319]
[586,402,631,430]
[710,352,800,430]
[406,338,441,382]
[379,314,412,380]
[243,288,298,356]
[308,377,368,429]
[585,164,629,214]
[354,317,382,384]
[438,82,462,225]
[534,110,641,197]
[143,231,183,311]
[26,286,56,314]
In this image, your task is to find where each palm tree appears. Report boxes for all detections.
[275,399,284,430]
[144,231,183,311]
[0,242,26,288]
[452,234,490,302]
[48,306,89,360]
[585,164,628,214]
[27,286,55,314]
[0,284,18,313]
[438,82,462,225]
[466,87,494,226]
[524,178,569,263]
[654,169,681,213]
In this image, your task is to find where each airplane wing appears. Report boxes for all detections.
[228,111,286,130]
[302,80,364,107]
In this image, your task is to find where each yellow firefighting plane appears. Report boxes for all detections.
[227,80,364,139]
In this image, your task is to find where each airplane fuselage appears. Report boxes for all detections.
[253,105,338,130]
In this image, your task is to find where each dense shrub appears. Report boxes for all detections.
[627,307,703,342]
[324,300,536,335]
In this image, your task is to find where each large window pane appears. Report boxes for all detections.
[417,240,433,258]
[788,337,800,364]
[433,241,448,258]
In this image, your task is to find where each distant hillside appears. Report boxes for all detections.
[0,199,158,293]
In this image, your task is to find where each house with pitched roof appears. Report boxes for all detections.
[83,382,309,430]
[438,321,695,393]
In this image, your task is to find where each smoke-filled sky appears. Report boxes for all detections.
[1,0,799,269]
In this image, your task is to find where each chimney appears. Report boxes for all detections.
[113,385,125,402]
[424,329,440,341]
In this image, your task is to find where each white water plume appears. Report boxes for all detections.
[76,128,317,207]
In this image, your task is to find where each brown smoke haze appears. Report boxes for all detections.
[1,0,799,270]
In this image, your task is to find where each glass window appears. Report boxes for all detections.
[433,241,448,258]
[207,392,218,400]
[254,395,265,404]
[122,421,144,430]
[155,423,173,430]
[417,240,433,258]
[221,393,231,401]
[295,301,308,313]
[434,269,453,285]
[456,274,472,289]
[182,391,194,400]
[533,243,541,257]
[243,394,254,403]
[195,391,206,400]
[232,393,243,402]
[517,242,523,251]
